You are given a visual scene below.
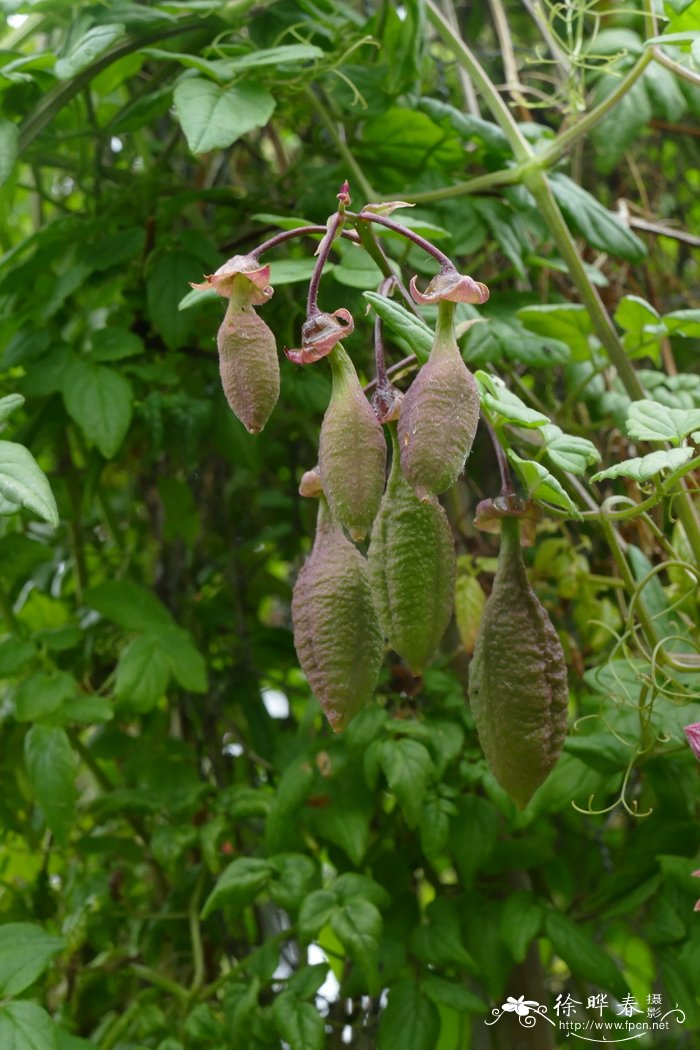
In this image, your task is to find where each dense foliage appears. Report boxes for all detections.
[0,1,699,1048]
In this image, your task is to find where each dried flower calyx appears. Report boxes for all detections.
[410,266,489,306]
[285,308,354,365]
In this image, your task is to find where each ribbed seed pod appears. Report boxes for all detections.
[368,427,456,674]
[318,345,387,541]
[292,499,383,731]
[218,282,280,434]
[398,301,479,500]
[468,517,568,809]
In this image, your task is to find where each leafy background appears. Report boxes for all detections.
[0,1,699,1048]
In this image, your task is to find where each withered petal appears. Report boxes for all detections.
[285,308,355,365]
[410,270,490,305]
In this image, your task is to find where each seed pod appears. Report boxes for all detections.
[368,427,456,674]
[218,278,280,434]
[292,499,383,731]
[468,517,568,809]
[398,301,479,500]
[318,345,387,541]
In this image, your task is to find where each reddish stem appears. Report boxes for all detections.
[486,421,515,497]
[251,224,359,258]
[307,212,343,317]
[349,210,453,269]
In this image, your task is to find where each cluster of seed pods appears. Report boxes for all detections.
[193,194,570,809]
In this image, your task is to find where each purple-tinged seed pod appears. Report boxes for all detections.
[468,516,568,810]
[217,277,280,434]
[398,301,479,500]
[368,427,456,675]
[318,345,387,542]
[292,499,384,731]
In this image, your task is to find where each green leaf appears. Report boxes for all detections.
[115,636,170,712]
[270,258,328,285]
[380,738,433,827]
[463,318,569,367]
[475,373,550,428]
[85,580,174,631]
[363,291,433,362]
[0,119,19,187]
[56,1032,99,1050]
[358,108,464,173]
[0,1002,57,1050]
[201,857,271,917]
[61,695,113,724]
[268,854,318,912]
[411,900,474,968]
[173,79,276,154]
[539,424,600,474]
[226,44,325,72]
[330,898,382,988]
[626,399,700,444]
[422,976,486,1014]
[419,794,455,858]
[549,173,647,261]
[663,309,700,338]
[147,250,208,350]
[332,872,390,910]
[643,62,687,122]
[15,671,77,722]
[62,358,133,459]
[308,764,373,865]
[287,964,328,1001]
[417,97,509,150]
[0,924,64,996]
[0,637,36,677]
[0,393,24,423]
[54,25,126,79]
[89,328,144,362]
[545,910,628,999]
[24,725,77,844]
[500,892,542,964]
[298,890,337,941]
[591,446,694,483]
[614,294,660,331]
[150,626,208,693]
[272,992,324,1050]
[177,286,218,311]
[378,981,440,1050]
[507,451,582,517]
[590,76,652,172]
[0,441,59,526]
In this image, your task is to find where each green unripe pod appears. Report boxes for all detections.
[218,280,280,434]
[292,499,383,731]
[468,517,568,809]
[398,301,479,500]
[318,345,387,541]
[368,426,456,674]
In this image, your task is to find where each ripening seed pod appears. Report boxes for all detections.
[292,499,383,731]
[368,426,456,674]
[318,345,387,541]
[468,516,568,809]
[398,301,479,500]
[218,279,280,434]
